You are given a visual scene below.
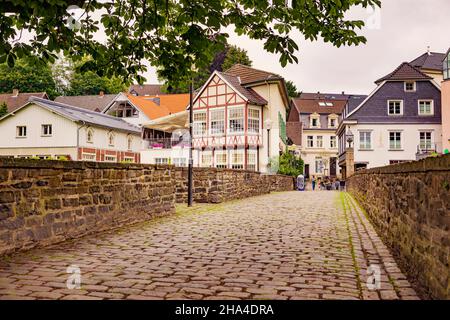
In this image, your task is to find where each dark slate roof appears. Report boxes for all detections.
[219,72,268,105]
[346,95,368,113]
[0,91,48,113]
[224,64,283,84]
[410,52,446,71]
[26,97,141,134]
[375,62,432,84]
[129,84,163,96]
[54,94,117,112]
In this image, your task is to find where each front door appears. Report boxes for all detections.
[304,164,310,179]
[330,157,337,177]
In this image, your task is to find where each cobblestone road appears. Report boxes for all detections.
[0,191,419,300]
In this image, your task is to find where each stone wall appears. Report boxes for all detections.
[175,167,294,203]
[347,155,450,299]
[0,159,294,256]
[0,159,176,256]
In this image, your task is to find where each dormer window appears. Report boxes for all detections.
[328,114,338,128]
[444,51,450,80]
[404,81,416,92]
[310,113,320,128]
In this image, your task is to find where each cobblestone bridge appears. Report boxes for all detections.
[0,191,419,300]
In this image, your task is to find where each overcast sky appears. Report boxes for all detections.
[143,0,450,95]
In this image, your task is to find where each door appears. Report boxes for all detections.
[304,164,310,179]
[330,157,337,177]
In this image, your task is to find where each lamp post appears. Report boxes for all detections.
[264,119,273,160]
[188,62,197,207]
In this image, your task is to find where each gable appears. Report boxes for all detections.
[193,74,246,109]
[348,81,441,124]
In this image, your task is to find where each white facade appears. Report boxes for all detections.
[141,147,189,166]
[0,103,141,161]
[343,123,442,168]
[103,92,151,126]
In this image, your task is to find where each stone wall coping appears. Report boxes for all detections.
[351,154,449,176]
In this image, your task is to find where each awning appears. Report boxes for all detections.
[142,111,188,133]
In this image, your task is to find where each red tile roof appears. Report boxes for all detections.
[291,98,347,115]
[375,62,432,84]
[127,93,189,120]
[224,64,282,84]
[0,91,48,113]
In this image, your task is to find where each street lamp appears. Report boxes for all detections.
[346,128,354,148]
[188,61,198,207]
[264,119,273,159]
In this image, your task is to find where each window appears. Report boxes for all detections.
[86,128,94,143]
[419,131,432,150]
[311,117,319,128]
[172,158,187,167]
[316,136,323,148]
[41,124,52,136]
[404,81,416,92]
[389,131,402,150]
[37,155,51,160]
[155,158,169,165]
[248,108,260,133]
[315,158,324,174]
[307,136,314,148]
[330,136,337,148]
[105,155,116,162]
[16,126,27,137]
[247,152,256,171]
[231,150,244,169]
[115,103,138,118]
[359,131,372,150]
[108,132,115,146]
[215,152,227,169]
[193,111,207,136]
[123,156,135,163]
[329,118,337,128]
[127,136,133,150]
[228,107,244,133]
[201,153,212,167]
[82,153,96,161]
[210,109,225,135]
[388,100,403,115]
[444,51,450,80]
[418,100,434,115]
[390,160,409,165]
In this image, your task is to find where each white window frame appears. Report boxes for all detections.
[86,128,94,143]
[155,157,169,165]
[328,117,338,128]
[41,124,52,137]
[316,136,323,148]
[307,136,314,148]
[419,131,433,150]
[310,114,320,128]
[389,131,402,150]
[247,107,261,134]
[387,100,403,116]
[359,131,372,150]
[123,156,135,163]
[172,157,187,167]
[82,152,96,161]
[231,149,244,170]
[330,136,337,149]
[418,100,434,116]
[247,151,257,171]
[315,157,324,174]
[228,106,245,134]
[193,111,207,137]
[201,152,212,168]
[215,151,227,169]
[209,108,225,136]
[105,155,117,162]
[16,126,27,138]
[404,81,416,92]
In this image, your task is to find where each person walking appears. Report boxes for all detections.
[311,176,316,191]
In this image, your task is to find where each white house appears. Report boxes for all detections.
[0,97,141,162]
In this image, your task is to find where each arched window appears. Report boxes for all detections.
[444,50,450,81]
[108,132,115,146]
[127,136,133,150]
[86,128,94,143]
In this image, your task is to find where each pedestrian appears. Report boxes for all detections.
[335,178,340,191]
[311,175,316,191]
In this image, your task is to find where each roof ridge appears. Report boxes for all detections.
[224,64,280,77]
[375,61,432,84]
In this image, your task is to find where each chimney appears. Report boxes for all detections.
[99,91,104,97]
[341,91,345,95]
[427,46,431,55]
[12,89,19,97]
[237,76,241,84]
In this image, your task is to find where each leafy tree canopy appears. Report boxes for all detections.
[286,80,299,98]
[0,57,58,99]
[0,102,8,117]
[273,152,304,177]
[162,44,252,93]
[1,0,381,88]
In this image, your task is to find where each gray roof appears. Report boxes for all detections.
[26,97,141,134]
[346,95,368,113]
[54,94,117,112]
[410,52,446,71]
[129,84,163,96]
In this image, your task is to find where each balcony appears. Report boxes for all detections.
[416,144,437,160]
[145,137,190,149]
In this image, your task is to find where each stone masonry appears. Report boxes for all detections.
[347,154,449,299]
[0,159,294,256]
